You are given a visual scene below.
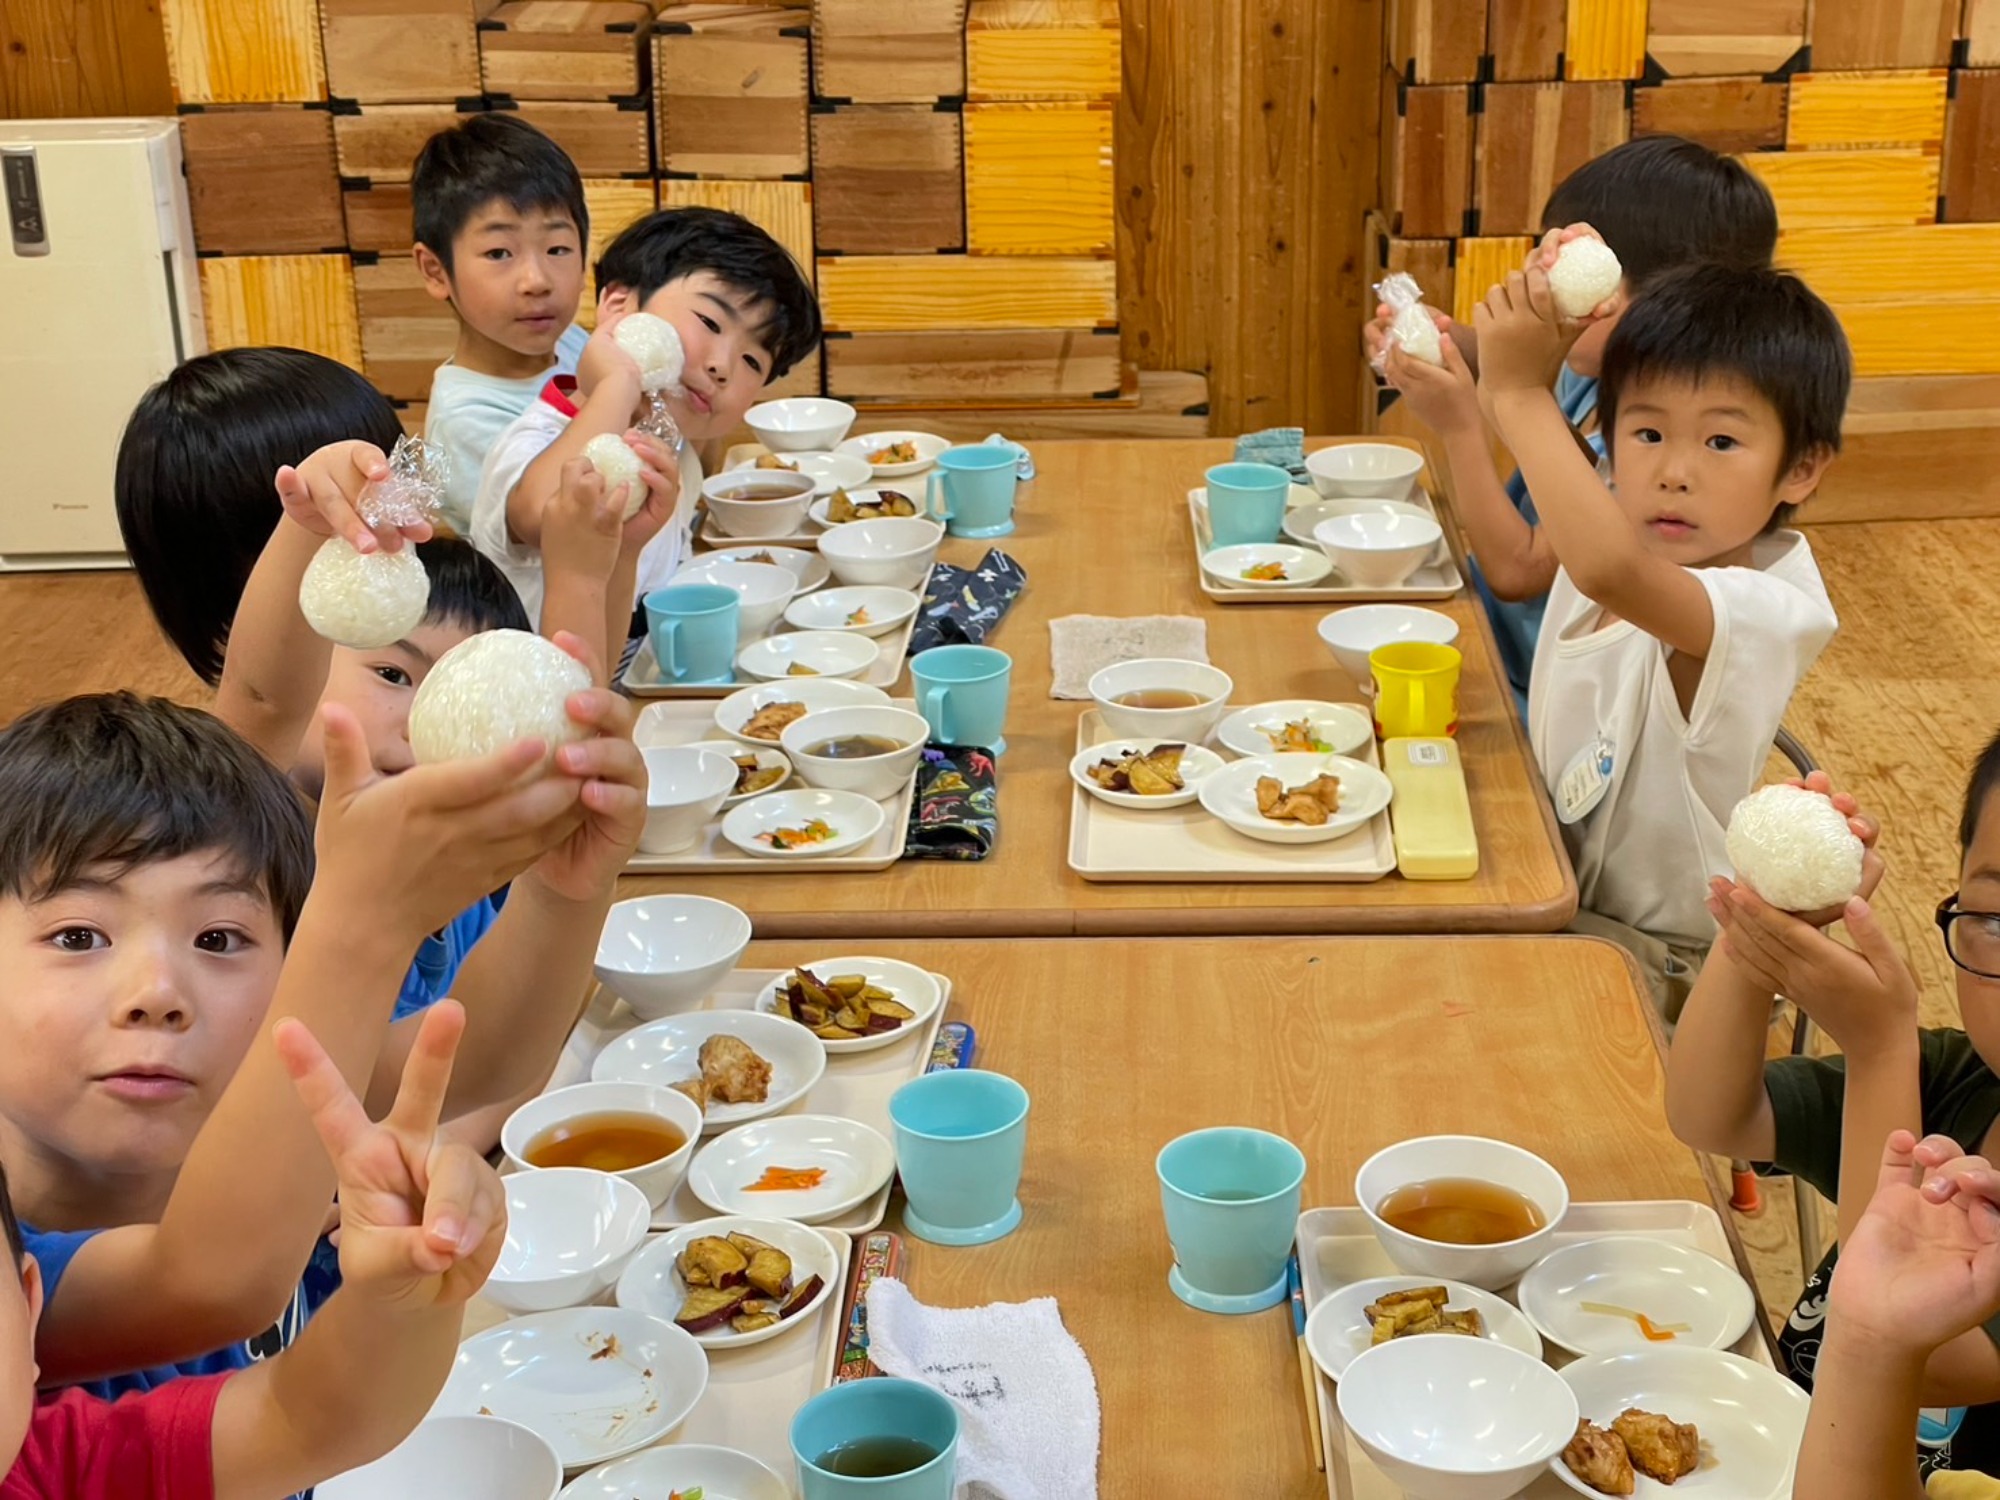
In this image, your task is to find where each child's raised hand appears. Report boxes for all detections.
[577,289,643,404]
[1707,773,1885,935]
[1363,302,1395,366]
[619,429,681,550]
[1717,884,1918,1053]
[525,632,646,904]
[1384,320,1481,437]
[541,456,626,592]
[277,1000,505,1311]
[276,441,430,556]
[1472,270,1573,398]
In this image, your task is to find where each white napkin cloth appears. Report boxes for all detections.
[1047,614,1209,699]
[863,1278,1101,1500]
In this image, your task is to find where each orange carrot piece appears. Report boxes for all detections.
[745,1166,828,1192]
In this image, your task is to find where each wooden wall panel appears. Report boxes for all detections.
[1387,0,1485,83]
[812,0,968,103]
[343,182,414,253]
[1565,0,1648,80]
[0,0,173,117]
[573,177,657,328]
[1829,303,2000,375]
[1778,224,2000,301]
[1632,77,1788,152]
[319,0,481,103]
[162,0,324,103]
[1474,81,1630,236]
[355,257,456,400]
[811,105,965,255]
[478,1,651,101]
[1382,79,1474,237]
[1968,0,2000,69]
[1487,0,1566,79]
[334,104,479,183]
[181,108,345,256]
[495,100,649,176]
[1644,0,1806,77]
[658,179,815,284]
[199,254,361,367]
[964,101,1115,255]
[1785,70,1949,150]
[1364,211,1454,324]
[654,8,811,179]
[1738,149,1942,228]
[1944,70,2000,222]
[823,328,1123,401]
[1452,235,1534,323]
[966,0,1120,100]
[1808,0,1955,70]
[817,255,1117,330]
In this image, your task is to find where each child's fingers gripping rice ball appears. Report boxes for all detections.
[581,433,649,521]
[407,629,593,764]
[1726,783,1867,913]
[612,310,686,394]
[298,539,430,649]
[1546,234,1623,320]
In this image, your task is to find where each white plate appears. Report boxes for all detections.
[1068,738,1226,811]
[700,544,832,593]
[615,1215,841,1351]
[433,1308,708,1470]
[734,630,879,682]
[1200,542,1334,590]
[729,450,872,500]
[687,1114,896,1224]
[1550,1347,1809,1499]
[681,739,795,808]
[1303,1276,1543,1380]
[1517,1238,1758,1357]
[719,788,887,859]
[783,585,922,638]
[751,957,946,1054]
[713,681,891,747]
[1213,700,1374,760]
[590,1010,828,1132]
[1196,752,1394,844]
[808,487,931,528]
[836,430,950,479]
[559,1443,791,1500]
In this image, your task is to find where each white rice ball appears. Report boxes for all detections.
[408,629,591,765]
[298,538,429,650]
[1547,236,1623,319]
[1725,784,1865,913]
[582,432,648,520]
[1392,302,1444,366]
[614,312,685,393]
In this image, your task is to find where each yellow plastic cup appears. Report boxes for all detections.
[1370,641,1461,738]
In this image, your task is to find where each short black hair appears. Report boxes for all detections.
[594,207,822,380]
[1542,135,1779,294]
[411,115,587,276]
[0,694,316,942]
[1961,729,2000,853]
[418,537,530,636]
[0,1162,19,1268]
[116,348,406,686]
[1598,263,1852,530]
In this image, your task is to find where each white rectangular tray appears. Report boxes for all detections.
[626,699,915,874]
[1188,487,1464,603]
[1067,708,1396,884]
[1296,1201,1772,1500]
[550,966,950,1234]
[620,604,914,699]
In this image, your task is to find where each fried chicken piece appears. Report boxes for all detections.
[699,1034,773,1105]
[741,700,808,741]
[1302,773,1342,812]
[754,453,798,470]
[1561,1419,1635,1497]
[671,1077,711,1114]
[1255,774,1338,824]
[1613,1409,1698,1485]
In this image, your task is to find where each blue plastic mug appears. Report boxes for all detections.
[925,445,1018,538]
[908,645,1011,756]
[790,1378,960,1500]
[1156,1127,1306,1314]
[643,582,739,685]
[1204,461,1290,547]
[889,1070,1029,1246]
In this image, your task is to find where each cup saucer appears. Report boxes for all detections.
[1168,1264,1289,1315]
[904,1198,1023,1246]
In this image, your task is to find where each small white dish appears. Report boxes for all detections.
[700,543,832,594]
[808,487,932,528]
[735,630,879,682]
[615,1215,840,1350]
[837,429,950,478]
[638,745,737,855]
[720,788,887,859]
[433,1308,708,1471]
[319,1416,564,1500]
[780,705,929,801]
[1317,605,1461,688]
[1517,1237,1757,1356]
[1214,700,1373,760]
[678,739,794,807]
[815,515,945,590]
[485,1168,652,1315]
[501,1081,705,1209]
[713,680,890,747]
[1199,542,1334,590]
[700,471,817,541]
[672,559,798,636]
[1305,1276,1543,1381]
[752,956,945,1054]
[1305,442,1426,501]
[590,1009,827,1132]
[594,895,753,1021]
[687,1113,896,1224]
[1354,1134,1570,1290]
[1196,752,1392,845]
[783,584,921,638]
[745,396,856,454]
[1314,511,1445,589]
[1068,738,1226,811]
[1087,657,1234,744]
[558,1443,791,1500]
[1550,1347,1810,1500]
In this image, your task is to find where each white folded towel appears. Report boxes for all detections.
[1047,614,1210,699]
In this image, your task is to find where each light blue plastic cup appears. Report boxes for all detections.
[889,1070,1028,1246]
[925,445,1018,538]
[1204,461,1290,546]
[790,1378,960,1499]
[1156,1127,1307,1314]
[908,644,1011,756]
[643,582,739,685]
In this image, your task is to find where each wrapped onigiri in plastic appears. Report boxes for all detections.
[1372,271,1445,370]
[1725,784,1865,913]
[297,436,449,649]
[581,433,649,520]
[408,629,591,765]
[1547,236,1623,320]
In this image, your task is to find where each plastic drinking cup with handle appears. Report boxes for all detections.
[643,582,740,686]
[1370,641,1461,738]
[924,445,1018,538]
[908,644,1011,756]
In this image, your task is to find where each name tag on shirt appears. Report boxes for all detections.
[1556,734,1616,825]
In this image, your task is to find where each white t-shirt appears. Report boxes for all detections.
[469,395,700,635]
[1527,530,1838,948]
[425,363,555,535]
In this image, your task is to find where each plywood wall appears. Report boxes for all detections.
[0,0,173,117]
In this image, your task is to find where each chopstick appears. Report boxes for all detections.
[1288,1254,1326,1472]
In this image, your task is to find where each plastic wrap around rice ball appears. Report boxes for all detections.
[582,433,648,520]
[408,629,591,765]
[1391,302,1444,366]
[1547,237,1623,319]
[614,312,685,394]
[1725,784,1866,913]
[298,539,430,650]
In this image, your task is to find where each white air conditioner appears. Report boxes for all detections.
[0,118,204,570]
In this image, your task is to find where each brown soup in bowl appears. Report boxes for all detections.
[1376,1177,1546,1244]
[802,733,905,760]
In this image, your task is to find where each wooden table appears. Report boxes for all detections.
[737,933,1739,1500]
[627,438,1575,938]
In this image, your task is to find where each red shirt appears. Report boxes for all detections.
[3,1376,222,1498]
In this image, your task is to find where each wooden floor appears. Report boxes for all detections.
[4,517,1994,1329]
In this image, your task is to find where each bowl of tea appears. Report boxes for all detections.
[1354,1135,1569,1290]
[1088,657,1235,744]
[502,1079,706,1210]
[484,1166,653,1315]
[780,705,930,801]
[701,470,817,540]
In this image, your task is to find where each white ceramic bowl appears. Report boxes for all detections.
[809,487,932,529]
[735,630,878,682]
[639,745,736,855]
[702,543,831,594]
[686,1114,896,1224]
[616,1215,841,1349]
[1087,657,1234,743]
[1304,1275,1544,1381]
[837,430,951,478]
[1306,442,1427,501]
[783,584,921,639]
[1213,700,1373,760]
[590,1009,828,1133]
[1339,1337,1579,1500]
[816,515,945,590]
[701,470,817,540]
[1314,511,1445,588]
[1196,752,1393,845]
[1200,542,1334,590]
[484,1167,653,1314]
[752,956,946,1054]
[720,788,887,859]
[745,396,857,454]
[679,739,793,807]
[1068,738,1226,811]
[713,679,891,747]
[673,558,798,636]
[319,1416,563,1500]
[780,705,930,800]
[502,1081,705,1209]
[1354,1135,1571,1290]
[1317,605,1461,688]
[594,894,753,1020]
[1517,1237,1758,1356]
[558,1444,790,1500]
[1285,496,1443,558]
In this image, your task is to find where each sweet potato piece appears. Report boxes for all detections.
[780,1273,826,1318]
[679,1236,749,1289]
[745,1247,794,1300]
[675,1284,752,1332]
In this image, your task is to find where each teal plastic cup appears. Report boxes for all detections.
[925,445,1018,538]
[1156,1127,1306,1314]
[790,1378,960,1499]
[908,645,1011,756]
[889,1070,1028,1246]
[644,582,739,685]
[1204,461,1290,546]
